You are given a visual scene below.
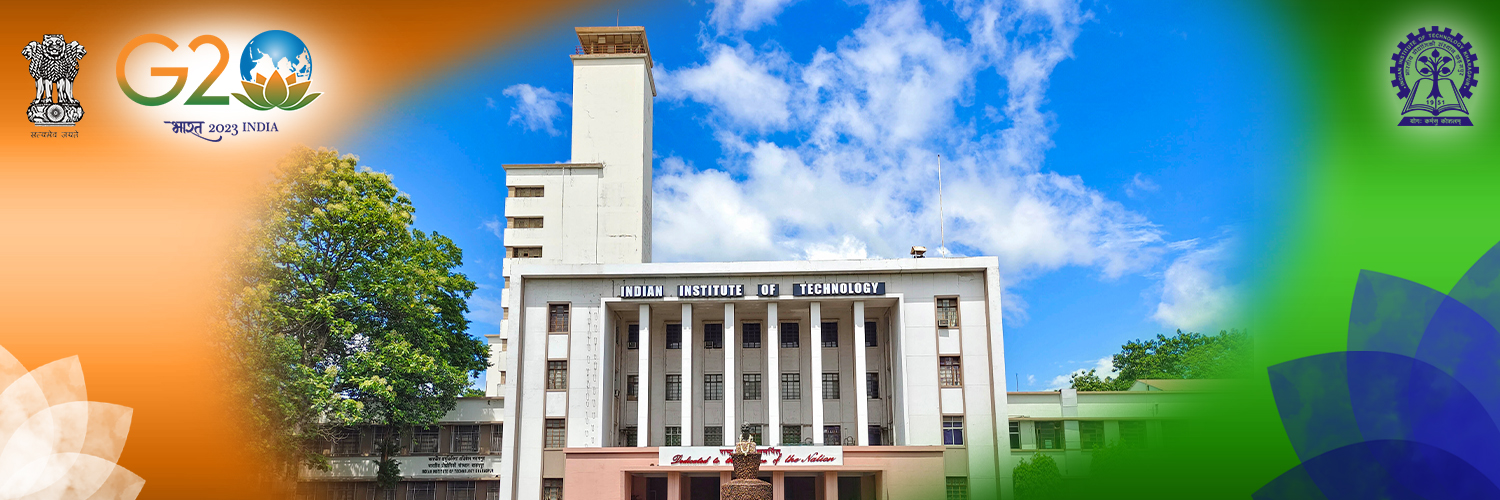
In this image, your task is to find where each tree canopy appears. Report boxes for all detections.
[223,147,488,481]
[1013,452,1064,500]
[1070,329,1252,391]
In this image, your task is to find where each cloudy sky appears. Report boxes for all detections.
[341,0,1292,391]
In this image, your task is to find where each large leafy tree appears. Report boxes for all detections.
[1013,452,1064,500]
[223,147,488,485]
[1069,329,1251,390]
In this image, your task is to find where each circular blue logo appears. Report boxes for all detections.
[239,30,312,83]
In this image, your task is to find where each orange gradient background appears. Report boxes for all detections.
[0,1,604,497]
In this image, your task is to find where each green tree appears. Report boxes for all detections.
[1013,452,1064,500]
[223,147,488,485]
[1071,329,1251,391]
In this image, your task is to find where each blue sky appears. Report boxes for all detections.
[337,0,1294,391]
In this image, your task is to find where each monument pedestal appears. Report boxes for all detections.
[721,434,772,500]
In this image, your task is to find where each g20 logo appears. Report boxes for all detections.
[117,30,321,111]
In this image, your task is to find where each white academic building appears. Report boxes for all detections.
[296,25,1208,500]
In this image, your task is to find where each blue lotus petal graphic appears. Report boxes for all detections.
[1257,242,1500,498]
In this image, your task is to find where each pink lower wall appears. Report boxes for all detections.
[562,447,947,500]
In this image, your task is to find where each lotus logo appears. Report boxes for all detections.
[0,345,143,498]
[229,30,320,111]
[234,70,319,111]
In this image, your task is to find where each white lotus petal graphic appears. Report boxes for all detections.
[0,345,143,500]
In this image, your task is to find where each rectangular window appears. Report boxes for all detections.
[822,373,840,399]
[946,477,969,500]
[412,426,439,454]
[490,424,503,454]
[703,323,722,349]
[626,375,638,401]
[781,373,801,400]
[330,482,358,500]
[868,425,883,446]
[824,425,841,445]
[746,424,763,445]
[782,425,802,445]
[448,482,476,500]
[666,323,682,350]
[376,484,397,500]
[452,425,480,453]
[821,322,838,347]
[1120,420,1148,449]
[936,297,959,328]
[509,186,544,198]
[487,483,499,500]
[1080,421,1105,450]
[373,426,394,454]
[742,323,762,348]
[409,482,435,500]
[1035,421,1062,450]
[544,419,565,448]
[865,321,878,347]
[780,323,800,348]
[943,416,965,445]
[548,304,569,333]
[866,372,880,399]
[500,339,508,351]
[331,427,360,456]
[542,478,562,500]
[546,361,567,390]
[704,374,724,401]
[704,426,723,446]
[743,373,762,400]
[665,426,681,447]
[666,374,682,401]
[627,324,638,349]
[622,426,637,446]
[1009,421,1021,449]
[939,356,962,387]
[507,217,543,229]
[508,246,542,258]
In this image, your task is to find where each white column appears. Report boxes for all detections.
[681,304,694,446]
[637,304,651,447]
[724,303,737,435]
[810,302,824,444]
[853,301,869,446]
[767,302,780,445]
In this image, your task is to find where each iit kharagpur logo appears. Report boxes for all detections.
[232,30,320,111]
[1391,26,1479,126]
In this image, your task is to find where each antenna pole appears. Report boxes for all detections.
[938,154,945,253]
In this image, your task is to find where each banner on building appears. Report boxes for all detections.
[658,446,843,467]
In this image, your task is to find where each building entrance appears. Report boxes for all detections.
[689,476,720,500]
[783,476,816,500]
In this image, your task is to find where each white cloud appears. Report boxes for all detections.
[710,0,799,32]
[501,84,570,136]
[803,235,870,260]
[467,284,505,329]
[658,45,792,130]
[1125,172,1158,198]
[1045,356,1117,390]
[481,216,503,238]
[1151,235,1238,331]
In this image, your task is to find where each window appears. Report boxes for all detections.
[1009,422,1021,449]
[1080,421,1104,450]
[936,297,959,328]
[508,246,542,258]
[453,425,480,453]
[1120,420,1148,449]
[666,324,682,349]
[546,361,567,390]
[943,416,965,445]
[822,373,840,399]
[627,324,639,349]
[666,374,682,401]
[375,483,397,500]
[823,425,841,445]
[704,426,723,446]
[542,478,562,500]
[743,323,762,348]
[665,426,681,446]
[781,373,801,400]
[939,356,962,387]
[1035,421,1062,450]
[704,374,723,401]
[449,482,476,500]
[500,339,508,351]
[507,217,543,229]
[372,426,394,454]
[867,372,880,399]
[868,425,883,446]
[780,323,800,348]
[782,425,802,445]
[945,477,968,500]
[412,426,439,453]
[331,427,359,456]
[548,304,569,333]
[865,321,878,347]
[622,426,637,446]
[509,186,544,197]
[743,373,762,400]
[746,424,763,445]
[544,419,566,448]
[409,482,436,500]
[490,424,504,454]
[626,375,638,401]
[821,322,839,347]
[331,482,360,500]
[703,323,722,349]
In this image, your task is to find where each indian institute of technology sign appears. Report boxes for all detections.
[618,282,885,299]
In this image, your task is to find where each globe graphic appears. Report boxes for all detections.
[239,30,312,83]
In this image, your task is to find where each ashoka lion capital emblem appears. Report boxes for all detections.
[22,34,85,126]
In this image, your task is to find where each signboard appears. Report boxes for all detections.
[398,455,504,478]
[678,284,745,298]
[792,282,885,297]
[658,446,843,467]
[755,284,780,297]
[619,284,665,298]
